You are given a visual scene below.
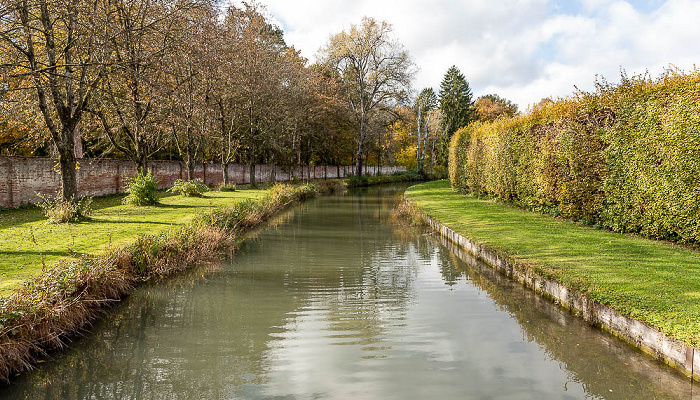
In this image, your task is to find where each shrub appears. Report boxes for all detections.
[218,183,237,192]
[37,194,93,223]
[346,175,369,187]
[315,179,347,195]
[169,179,209,197]
[123,172,159,206]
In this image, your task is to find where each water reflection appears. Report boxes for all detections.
[1,185,697,400]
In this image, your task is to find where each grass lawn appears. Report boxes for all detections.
[406,180,700,347]
[0,189,266,295]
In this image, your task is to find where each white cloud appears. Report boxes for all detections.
[236,0,700,110]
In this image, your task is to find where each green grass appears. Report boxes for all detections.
[406,180,700,346]
[0,189,265,295]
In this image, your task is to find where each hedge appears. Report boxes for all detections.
[449,69,700,244]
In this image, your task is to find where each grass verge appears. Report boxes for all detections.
[0,183,323,382]
[406,180,700,347]
[0,190,266,295]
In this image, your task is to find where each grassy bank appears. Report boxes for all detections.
[406,180,700,347]
[0,183,323,382]
[0,173,409,295]
[0,190,265,295]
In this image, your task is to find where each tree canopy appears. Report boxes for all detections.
[318,17,414,176]
[437,65,474,166]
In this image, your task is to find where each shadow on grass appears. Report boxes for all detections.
[88,218,177,226]
[154,203,202,209]
[0,208,46,230]
[0,250,74,257]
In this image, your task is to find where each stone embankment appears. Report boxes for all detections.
[417,212,699,380]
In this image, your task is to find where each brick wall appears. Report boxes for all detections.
[0,157,406,208]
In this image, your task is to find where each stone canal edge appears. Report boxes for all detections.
[407,199,699,381]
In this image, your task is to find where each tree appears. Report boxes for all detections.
[386,105,417,169]
[165,3,218,181]
[88,0,202,173]
[0,0,109,201]
[319,17,414,176]
[225,2,287,185]
[474,94,518,122]
[438,65,473,165]
[415,88,437,170]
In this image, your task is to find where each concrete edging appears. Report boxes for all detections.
[416,208,699,380]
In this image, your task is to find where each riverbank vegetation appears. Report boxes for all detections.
[406,180,700,347]
[449,68,700,245]
[0,189,266,295]
[0,183,321,382]
[0,169,424,296]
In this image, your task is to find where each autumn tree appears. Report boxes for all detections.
[88,0,203,173]
[164,3,218,181]
[224,3,287,185]
[415,88,437,170]
[0,0,110,201]
[319,17,414,176]
[386,105,416,169]
[474,94,518,122]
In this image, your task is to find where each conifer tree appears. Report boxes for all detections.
[437,66,473,165]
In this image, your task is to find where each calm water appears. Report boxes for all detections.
[1,185,698,400]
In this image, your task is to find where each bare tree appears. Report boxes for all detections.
[318,17,414,176]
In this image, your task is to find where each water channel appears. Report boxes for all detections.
[1,185,698,399]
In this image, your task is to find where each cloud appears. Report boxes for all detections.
[234,0,700,110]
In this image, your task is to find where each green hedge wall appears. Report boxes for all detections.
[448,70,700,244]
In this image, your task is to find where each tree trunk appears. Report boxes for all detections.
[222,163,229,185]
[421,114,431,166]
[59,147,78,202]
[416,106,422,170]
[355,118,365,177]
[74,125,83,159]
[186,162,195,181]
[249,163,256,186]
[57,124,79,202]
[135,155,147,175]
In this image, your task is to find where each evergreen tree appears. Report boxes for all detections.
[437,66,473,166]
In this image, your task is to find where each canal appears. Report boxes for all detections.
[1,185,698,399]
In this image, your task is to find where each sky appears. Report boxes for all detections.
[240,0,700,110]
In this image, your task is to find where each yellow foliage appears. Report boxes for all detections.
[448,68,700,244]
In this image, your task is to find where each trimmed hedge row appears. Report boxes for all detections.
[449,69,700,244]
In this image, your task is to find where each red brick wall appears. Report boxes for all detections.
[0,157,406,208]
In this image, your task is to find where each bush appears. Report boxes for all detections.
[218,183,237,192]
[123,172,159,206]
[448,68,700,244]
[346,175,369,187]
[169,179,209,197]
[37,195,93,223]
